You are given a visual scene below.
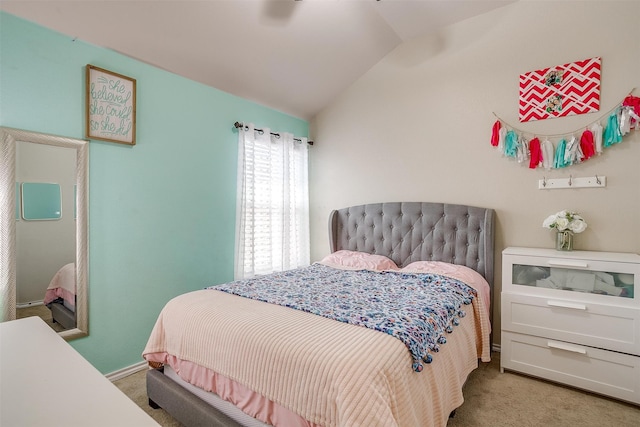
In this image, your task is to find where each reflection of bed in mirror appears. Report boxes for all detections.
[1,126,89,340]
[43,263,76,330]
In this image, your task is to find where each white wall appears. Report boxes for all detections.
[309,1,640,343]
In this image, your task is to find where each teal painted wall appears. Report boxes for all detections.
[0,12,308,373]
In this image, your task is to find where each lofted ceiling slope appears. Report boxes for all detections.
[1,0,514,120]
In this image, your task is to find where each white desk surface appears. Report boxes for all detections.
[0,316,159,427]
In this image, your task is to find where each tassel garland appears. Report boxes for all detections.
[492,91,639,170]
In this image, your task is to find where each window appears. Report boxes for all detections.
[235,123,310,279]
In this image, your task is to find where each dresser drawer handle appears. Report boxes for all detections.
[546,300,587,310]
[547,260,589,268]
[547,341,587,354]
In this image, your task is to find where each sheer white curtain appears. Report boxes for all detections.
[235,123,310,280]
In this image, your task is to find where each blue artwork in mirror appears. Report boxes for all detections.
[21,182,62,220]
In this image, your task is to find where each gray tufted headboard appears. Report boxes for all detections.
[328,202,495,287]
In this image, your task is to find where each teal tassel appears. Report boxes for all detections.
[604,113,622,147]
[554,139,567,168]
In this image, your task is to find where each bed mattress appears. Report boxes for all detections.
[163,365,269,427]
[143,263,491,427]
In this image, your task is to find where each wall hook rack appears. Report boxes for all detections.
[538,175,606,190]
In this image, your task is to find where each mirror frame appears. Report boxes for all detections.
[1,127,89,340]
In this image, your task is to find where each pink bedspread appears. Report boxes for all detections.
[143,263,491,427]
[43,263,76,309]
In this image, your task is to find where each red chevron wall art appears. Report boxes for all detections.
[519,57,601,122]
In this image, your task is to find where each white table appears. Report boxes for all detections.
[0,316,160,426]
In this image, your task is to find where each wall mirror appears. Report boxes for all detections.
[1,127,88,340]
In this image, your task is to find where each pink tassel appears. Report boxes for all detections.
[490,120,501,146]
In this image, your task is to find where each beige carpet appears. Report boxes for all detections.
[113,368,182,427]
[16,305,66,332]
[114,353,640,427]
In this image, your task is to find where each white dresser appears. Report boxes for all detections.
[0,316,160,426]
[500,247,640,405]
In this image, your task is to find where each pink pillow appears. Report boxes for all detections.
[400,261,491,309]
[318,250,399,271]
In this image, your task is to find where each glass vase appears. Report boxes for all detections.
[556,230,574,251]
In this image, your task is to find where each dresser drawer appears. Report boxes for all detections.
[502,248,640,307]
[501,331,640,405]
[502,291,640,355]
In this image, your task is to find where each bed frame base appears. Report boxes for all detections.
[147,368,242,427]
[49,303,76,330]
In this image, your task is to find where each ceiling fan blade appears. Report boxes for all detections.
[261,0,300,24]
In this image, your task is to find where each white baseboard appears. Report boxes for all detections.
[106,360,147,382]
[492,343,501,353]
[16,300,44,309]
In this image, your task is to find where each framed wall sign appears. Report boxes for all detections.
[86,65,136,145]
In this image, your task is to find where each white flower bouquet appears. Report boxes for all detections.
[542,210,588,234]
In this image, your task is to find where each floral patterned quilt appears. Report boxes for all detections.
[209,263,476,372]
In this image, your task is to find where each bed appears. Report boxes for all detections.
[43,262,76,330]
[143,201,495,427]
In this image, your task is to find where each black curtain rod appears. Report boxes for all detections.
[234,122,314,146]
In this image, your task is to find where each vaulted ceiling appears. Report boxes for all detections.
[1,1,514,120]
